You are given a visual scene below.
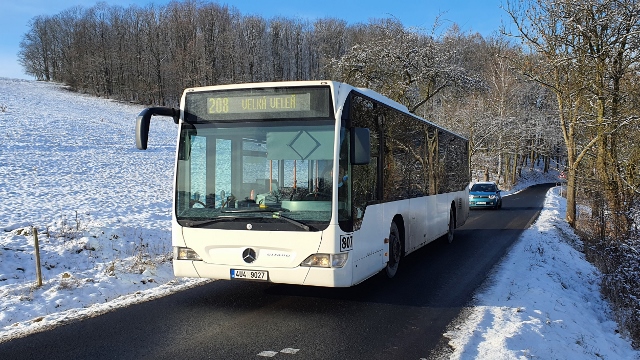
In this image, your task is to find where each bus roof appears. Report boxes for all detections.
[181,80,466,140]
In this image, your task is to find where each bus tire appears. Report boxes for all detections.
[385,221,402,278]
[447,206,455,243]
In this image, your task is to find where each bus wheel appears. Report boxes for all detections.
[447,207,455,243]
[385,222,402,278]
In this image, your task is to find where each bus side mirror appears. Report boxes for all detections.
[135,107,179,150]
[351,127,370,165]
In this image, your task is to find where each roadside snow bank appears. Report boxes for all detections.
[443,187,639,359]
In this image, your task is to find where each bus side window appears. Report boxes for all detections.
[347,94,381,231]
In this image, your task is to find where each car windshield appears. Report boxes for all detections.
[471,183,497,192]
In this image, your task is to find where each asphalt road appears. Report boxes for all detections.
[0,184,555,360]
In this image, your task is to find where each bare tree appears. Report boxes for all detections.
[312,18,348,78]
[504,0,640,233]
[19,16,54,81]
[326,18,483,114]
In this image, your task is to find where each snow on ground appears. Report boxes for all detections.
[0,78,210,342]
[0,78,638,358]
[443,184,639,359]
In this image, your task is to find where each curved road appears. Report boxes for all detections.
[0,184,555,360]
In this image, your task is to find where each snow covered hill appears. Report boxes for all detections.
[0,78,209,341]
[0,78,638,359]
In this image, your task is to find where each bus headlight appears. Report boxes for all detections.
[174,247,202,261]
[331,253,348,268]
[300,253,348,268]
[301,254,330,267]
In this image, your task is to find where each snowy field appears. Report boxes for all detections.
[0,78,210,342]
[1,78,638,359]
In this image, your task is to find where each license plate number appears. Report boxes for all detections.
[477,202,487,205]
[231,269,268,281]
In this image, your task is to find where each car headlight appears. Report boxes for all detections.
[489,195,496,199]
[469,195,474,199]
[300,253,348,268]
[174,247,202,261]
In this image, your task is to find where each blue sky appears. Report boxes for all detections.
[0,0,506,80]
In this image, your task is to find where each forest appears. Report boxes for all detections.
[18,0,640,347]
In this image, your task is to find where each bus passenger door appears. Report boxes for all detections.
[342,124,383,283]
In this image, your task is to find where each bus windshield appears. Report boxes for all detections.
[175,120,337,231]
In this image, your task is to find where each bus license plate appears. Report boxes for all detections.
[231,269,268,281]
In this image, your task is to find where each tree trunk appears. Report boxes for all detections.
[566,165,577,228]
[512,153,518,187]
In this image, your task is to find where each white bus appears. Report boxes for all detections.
[136,81,469,287]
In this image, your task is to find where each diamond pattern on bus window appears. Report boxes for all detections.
[287,130,321,160]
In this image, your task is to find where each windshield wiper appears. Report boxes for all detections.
[270,212,316,231]
[181,216,246,228]
[181,212,316,231]
[220,209,316,231]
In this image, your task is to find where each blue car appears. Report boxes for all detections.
[469,181,502,209]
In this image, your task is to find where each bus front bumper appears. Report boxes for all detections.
[173,259,354,287]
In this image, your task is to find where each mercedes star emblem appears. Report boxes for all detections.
[242,248,257,263]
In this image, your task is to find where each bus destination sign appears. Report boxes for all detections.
[207,93,311,114]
